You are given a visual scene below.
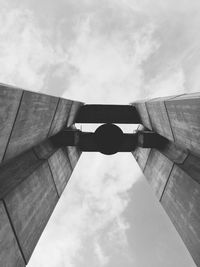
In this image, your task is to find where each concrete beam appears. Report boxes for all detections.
[75,104,140,124]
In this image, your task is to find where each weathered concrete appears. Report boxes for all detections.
[132,147,151,171]
[4,162,59,262]
[146,97,174,141]
[132,101,152,130]
[165,94,200,156]
[65,146,81,169]
[161,165,200,266]
[158,139,188,164]
[33,139,58,160]
[67,101,84,127]
[0,84,22,163]
[144,149,174,199]
[48,148,72,195]
[4,91,59,161]
[132,92,200,267]
[178,153,200,185]
[156,139,200,184]
[0,149,43,199]
[48,98,73,136]
[0,84,82,266]
[0,142,80,265]
[0,201,25,267]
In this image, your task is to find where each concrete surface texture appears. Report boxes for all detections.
[1,82,200,267]
[0,84,82,266]
[132,93,200,267]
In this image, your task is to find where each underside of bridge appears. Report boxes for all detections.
[0,83,199,266]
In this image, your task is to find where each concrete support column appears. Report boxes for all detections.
[0,84,83,266]
[132,93,200,267]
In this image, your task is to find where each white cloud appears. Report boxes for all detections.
[64,15,159,103]
[94,242,109,266]
[0,1,160,101]
[1,0,200,100]
[0,6,67,92]
[144,68,186,98]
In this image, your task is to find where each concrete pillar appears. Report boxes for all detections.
[132,93,200,267]
[0,84,83,266]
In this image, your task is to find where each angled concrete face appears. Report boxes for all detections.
[157,140,188,164]
[4,162,59,262]
[0,84,83,164]
[4,91,59,161]
[33,139,58,160]
[65,146,82,169]
[132,101,152,130]
[179,153,200,184]
[132,94,200,157]
[0,85,23,163]
[165,95,200,156]
[132,147,151,171]
[133,144,200,267]
[0,142,81,265]
[144,149,173,200]
[48,148,72,195]
[0,84,83,266]
[0,202,25,267]
[48,98,73,136]
[161,166,200,266]
[0,149,43,198]
[146,98,174,141]
[67,101,84,127]
[132,92,200,267]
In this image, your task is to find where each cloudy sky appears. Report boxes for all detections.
[0,0,199,266]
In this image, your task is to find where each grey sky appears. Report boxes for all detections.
[0,0,198,266]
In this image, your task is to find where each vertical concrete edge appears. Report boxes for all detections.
[143,148,152,173]
[144,101,153,130]
[159,163,175,202]
[163,100,175,141]
[66,100,74,127]
[64,148,73,172]
[2,91,24,162]
[47,98,61,137]
[2,200,27,265]
[47,160,60,198]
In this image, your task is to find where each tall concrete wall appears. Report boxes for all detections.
[132,93,200,266]
[0,84,83,266]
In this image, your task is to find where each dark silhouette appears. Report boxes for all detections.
[51,125,168,155]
